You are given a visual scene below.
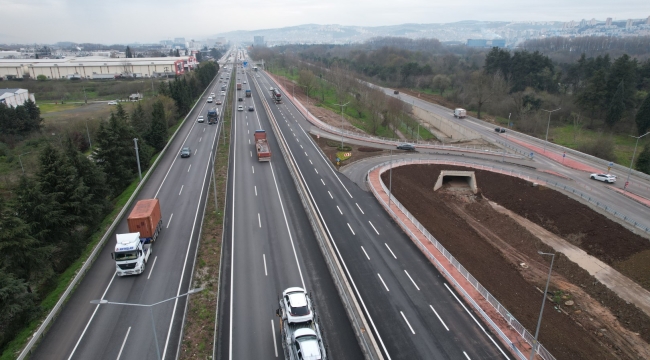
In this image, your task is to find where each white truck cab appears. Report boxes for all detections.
[113,232,151,276]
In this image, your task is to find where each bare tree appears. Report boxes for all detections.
[364,88,387,135]
[432,74,451,95]
[466,71,507,119]
[298,69,318,98]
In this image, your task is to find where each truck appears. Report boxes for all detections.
[276,287,327,360]
[237,83,242,90]
[245,89,251,97]
[254,130,271,162]
[208,108,219,125]
[113,199,162,276]
[271,88,282,103]
[454,108,467,119]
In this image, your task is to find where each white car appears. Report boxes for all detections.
[210,92,215,97]
[237,105,244,111]
[221,91,226,96]
[197,115,204,123]
[243,81,247,84]
[107,101,118,105]
[207,96,213,103]
[281,287,313,324]
[590,173,616,183]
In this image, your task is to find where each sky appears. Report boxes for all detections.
[1,0,649,44]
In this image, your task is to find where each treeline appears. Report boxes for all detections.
[0,99,42,139]
[522,36,650,60]
[0,61,218,354]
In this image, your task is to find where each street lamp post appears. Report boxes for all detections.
[541,108,561,153]
[529,251,555,360]
[334,102,350,148]
[389,149,393,208]
[90,288,204,360]
[85,119,92,149]
[19,152,31,175]
[133,138,142,181]
[625,132,650,191]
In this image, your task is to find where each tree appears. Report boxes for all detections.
[576,69,607,125]
[635,144,650,175]
[0,270,38,350]
[175,49,180,57]
[635,93,650,135]
[605,80,626,128]
[431,74,451,95]
[130,101,149,137]
[298,69,318,98]
[606,54,637,109]
[93,112,138,193]
[125,46,133,58]
[37,74,47,81]
[467,71,506,119]
[115,103,128,122]
[145,100,168,151]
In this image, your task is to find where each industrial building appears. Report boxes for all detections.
[0,56,197,80]
[0,88,35,108]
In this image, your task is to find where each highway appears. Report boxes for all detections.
[251,68,512,359]
[30,52,233,360]
[216,51,362,360]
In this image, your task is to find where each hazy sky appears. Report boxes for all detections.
[1,0,649,44]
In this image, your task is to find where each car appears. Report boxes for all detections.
[210,92,215,97]
[238,97,243,102]
[494,127,506,133]
[237,105,244,111]
[216,99,223,105]
[396,143,415,151]
[590,173,616,183]
[180,147,191,158]
[197,115,204,123]
[282,287,313,324]
[207,96,213,103]
[394,90,399,94]
[243,81,247,84]
[248,106,254,111]
[108,101,118,105]
[221,91,226,95]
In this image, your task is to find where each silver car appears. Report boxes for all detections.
[590,173,616,183]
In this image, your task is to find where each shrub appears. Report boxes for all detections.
[337,145,352,151]
[37,75,47,81]
[577,137,615,161]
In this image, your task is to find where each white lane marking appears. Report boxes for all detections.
[229,81,240,360]
[194,149,197,155]
[429,305,450,331]
[347,223,355,235]
[361,246,370,260]
[271,320,278,357]
[166,213,173,228]
[199,137,202,142]
[314,168,318,174]
[203,128,205,133]
[463,351,471,360]
[378,273,389,291]
[305,152,308,156]
[337,206,342,214]
[321,179,325,185]
[368,221,380,235]
[404,270,420,291]
[116,327,131,360]
[356,203,364,214]
[179,185,184,195]
[328,191,333,199]
[258,213,261,228]
[249,139,251,144]
[309,159,313,164]
[252,166,254,174]
[246,122,248,126]
[147,256,158,279]
[300,144,303,148]
[250,151,252,158]
[401,311,415,334]
[67,273,117,359]
[188,164,191,172]
[444,283,509,358]
[263,254,268,276]
[385,243,397,259]
[255,186,257,196]
[297,138,300,142]
[248,129,249,134]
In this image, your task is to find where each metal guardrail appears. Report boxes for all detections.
[366,159,553,360]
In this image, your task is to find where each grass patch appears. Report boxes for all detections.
[336,151,352,161]
[38,103,83,113]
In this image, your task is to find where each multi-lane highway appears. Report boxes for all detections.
[30,53,232,360]
[234,65,512,359]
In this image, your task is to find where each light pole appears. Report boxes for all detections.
[529,251,555,360]
[90,288,203,360]
[625,131,650,191]
[133,138,142,181]
[541,108,561,153]
[334,101,350,148]
[85,119,92,149]
[19,152,31,175]
[389,149,393,208]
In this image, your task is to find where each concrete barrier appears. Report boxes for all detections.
[411,106,482,142]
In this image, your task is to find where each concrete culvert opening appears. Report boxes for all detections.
[434,170,478,194]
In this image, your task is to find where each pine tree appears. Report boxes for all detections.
[130,102,149,137]
[636,145,650,175]
[115,103,128,122]
[94,112,138,193]
[64,140,110,223]
[146,100,168,151]
[635,93,650,135]
[0,270,38,349]
[22,99,42,132]
[605,81,626,128]
[13,175,64,245]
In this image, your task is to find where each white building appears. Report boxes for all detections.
[0,88,35,108]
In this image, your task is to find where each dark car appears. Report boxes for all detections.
[180,147,191,158]
[494,127,506,133]
[396,143,415,151]
[248,106,254,111]
[238,97,243,102]
[394,90,399,94]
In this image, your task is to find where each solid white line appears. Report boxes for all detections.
[255,186,257,196]
[347,223,355,235]
[116,327,131,360]
[321,179,325,185]
[194,149,197,155]
[258,213,261,228]
[229,92,239,360]
[337,206,342,214]
[385,243,397,259]
[199,137,202,142]
[248,129,249,134]
[356,203,365,214]
[249,139,250,144]
[444,283,509,359]
[263,254,268,276]
[179,185,184,195]
[188,164,191,172]
[361,246,370,260]
[328,191,333,199]
[252,166,254,174]
[404,270,420,290]
[167,213,173,228]
[314,168,318,174]
[378,273,389,291]
[429,305,449,331]
[368,221,379,235]
[271,320,278,357]
[67,273,117,359]
[401,311,415,334]
[147,256,158,280]
[463,351,471,360]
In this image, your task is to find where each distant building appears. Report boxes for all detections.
[174,37,185,44]
[626,19,634,29]
[466,39,505,48]
[0,88,35,108]
[254,36,265,46]
[647,16,650,25]
[606,17,612,26]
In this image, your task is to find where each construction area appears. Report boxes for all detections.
[381,164,650,360]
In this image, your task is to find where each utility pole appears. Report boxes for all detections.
[389,149,393,208]
[19,152,31,175]
[134,138,142,181]
[541,108,561,153]
[334,102,350,148]
[85,119,92,149]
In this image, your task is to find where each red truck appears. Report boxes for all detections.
[255,130,271,162]
[127,199,163,244]
[237,83,242,90]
